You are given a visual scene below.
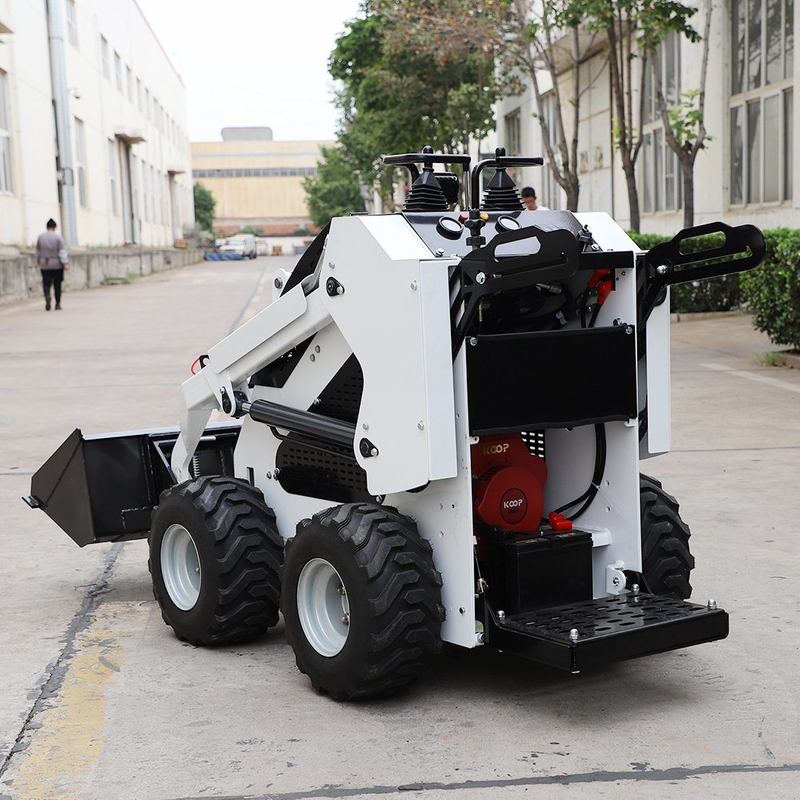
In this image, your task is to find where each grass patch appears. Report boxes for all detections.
[755,351,787,367]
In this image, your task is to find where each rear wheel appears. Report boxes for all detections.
[638,474,695,599]
[149,476,284,645]
[281,503,444,700]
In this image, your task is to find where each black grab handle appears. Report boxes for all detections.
[639,222,765,325]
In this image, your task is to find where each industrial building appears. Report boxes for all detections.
[191,128,334,235]
[0,0,193,247]
[495,1,796,234]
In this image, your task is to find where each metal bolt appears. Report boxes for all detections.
[274,276,283,289]
[313,398,321,405]
[591,243,601,251]
[336,285,344,295]
[656,265,670,275]
[707,599,717,610]
[341,614,350,625]
[625,326,633,335]
[266,471,272,479]
[328,261,335,269]
[435,248,445,257]
[273,468,281,478]
[195,566,200,574]
[337,586,346,596]
[410,280,418,290]
[417,421,425,430]
[468,336,478,346]
[362,422,369,431]
[315,345,321,354]
[370,447,378,457]
[476,272,486,285]
[631,583,640,595]
[310,354,316,362]
[497,610,506,622]
[477,632,485,644]
[569,628,579,642]
[612,576,621,587]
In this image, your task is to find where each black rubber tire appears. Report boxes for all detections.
[281,503,444,700]
[149,476,284,646]
[639,474,695,599]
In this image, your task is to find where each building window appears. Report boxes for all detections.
[730,0,793,205]
[641,31,682,214]
[66,0,78,47]
[136,78,142,110]
[101,37,109,79]
[114,53,122,91]
[0,70,12,193]
[505,109,521,156]
[108,139,118,215]
[144,88,150,120]
[75,118,88,208]
[126,67,133,102]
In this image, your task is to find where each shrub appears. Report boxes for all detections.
[740,228,800,351]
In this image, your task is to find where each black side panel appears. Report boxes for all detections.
[276,354,372,503]
[466,327,638,435]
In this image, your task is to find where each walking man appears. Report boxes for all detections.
[35,218,68,311]
[520,187,549,211]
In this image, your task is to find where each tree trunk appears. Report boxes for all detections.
[622,155,640,233]
[565,181,579,212]
[681,157,694,229]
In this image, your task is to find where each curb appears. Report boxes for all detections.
[670,310,749,323]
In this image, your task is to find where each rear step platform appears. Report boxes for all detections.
[488,593,729,672]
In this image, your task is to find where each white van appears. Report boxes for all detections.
[219,234,257,259]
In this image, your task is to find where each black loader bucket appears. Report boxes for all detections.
[24,425,240,546]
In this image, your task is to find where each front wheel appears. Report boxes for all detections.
[281,503,444,700]
[149,476,284,645]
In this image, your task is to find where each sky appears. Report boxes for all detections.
[135,0,363,143]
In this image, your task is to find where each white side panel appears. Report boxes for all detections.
[642,289,672,456]
[386,348,477,649]
[322,216,458,495]
[419,259,458,479]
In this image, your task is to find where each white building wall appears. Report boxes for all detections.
[0,0,193,248]
[497,0,798,235]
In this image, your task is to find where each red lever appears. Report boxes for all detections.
[548,512,573,531]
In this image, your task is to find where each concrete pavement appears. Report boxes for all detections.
[0,258,798,799]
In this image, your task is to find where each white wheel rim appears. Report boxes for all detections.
[296,558,350,657]
[161,524,202,611]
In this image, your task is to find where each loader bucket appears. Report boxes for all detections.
[25,425,240,546]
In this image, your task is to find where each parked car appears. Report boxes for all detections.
[219,234,256,259]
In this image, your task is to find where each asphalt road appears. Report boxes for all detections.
[0,256,798,800]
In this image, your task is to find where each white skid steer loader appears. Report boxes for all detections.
[26,147,765,700]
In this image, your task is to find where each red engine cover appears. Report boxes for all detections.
[471,435,547,532]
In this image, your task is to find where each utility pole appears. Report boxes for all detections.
[46,0,78,246]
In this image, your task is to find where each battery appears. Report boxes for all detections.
[486,530,593,615]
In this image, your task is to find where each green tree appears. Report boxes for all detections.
[574,0,700,231]
[330,4,497,208]
[646,1,713,228]
[303,146,366,228]
[193,182,216,232]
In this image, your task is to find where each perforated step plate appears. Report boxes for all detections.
[489,593,729,672]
